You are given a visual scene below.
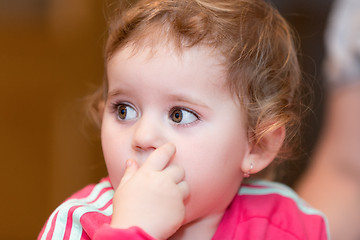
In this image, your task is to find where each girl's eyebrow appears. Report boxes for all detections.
[108,89,126,98]
[168,93,209,109]
[107,89,209,109]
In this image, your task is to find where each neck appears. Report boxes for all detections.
[169,213,224,240]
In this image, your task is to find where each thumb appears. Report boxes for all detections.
[120,159,139,185]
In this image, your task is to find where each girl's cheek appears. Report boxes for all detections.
[108,166,126,190]
[103,151,126,189]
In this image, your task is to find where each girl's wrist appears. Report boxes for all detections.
[94,224,156,240]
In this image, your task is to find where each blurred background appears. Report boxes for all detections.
[0,0,107,238]
[0,0,333,239]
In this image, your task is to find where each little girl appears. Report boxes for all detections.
[39,0,329,239]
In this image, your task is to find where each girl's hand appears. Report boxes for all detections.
[110,143,189,240]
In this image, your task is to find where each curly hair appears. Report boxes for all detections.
[89,0,303,172]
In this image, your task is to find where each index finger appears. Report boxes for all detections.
[142,143,176,171]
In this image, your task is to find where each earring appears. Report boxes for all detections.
[243,162,254,178]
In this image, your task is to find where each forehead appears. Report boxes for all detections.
[106,42,234,101]
[108,41,225,81]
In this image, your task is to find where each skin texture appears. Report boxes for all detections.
[101,44,283,239]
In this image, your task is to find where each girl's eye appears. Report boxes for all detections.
[116,104,137,120]
[170,108,199,125]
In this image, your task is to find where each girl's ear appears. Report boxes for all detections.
[86,87,105,128]
[98,100,105,119]
[241,125,285,175]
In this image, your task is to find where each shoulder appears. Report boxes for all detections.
[38,177,114,240]
[215,180,330,240]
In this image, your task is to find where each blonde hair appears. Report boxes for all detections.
[90,0,303,169]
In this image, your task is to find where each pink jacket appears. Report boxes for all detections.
[38,177,329,239]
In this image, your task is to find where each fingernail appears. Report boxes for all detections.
[126,159,133,167]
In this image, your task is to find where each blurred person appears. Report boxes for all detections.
[296,0,360,239]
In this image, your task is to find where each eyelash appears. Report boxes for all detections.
[168,106,201,126]
[110,101,131,113]
[110,101,201,126]
[110,101,137,119]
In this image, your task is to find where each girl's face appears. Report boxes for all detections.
[102,44,250,224]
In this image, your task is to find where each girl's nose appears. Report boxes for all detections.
[131,115,165,152]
